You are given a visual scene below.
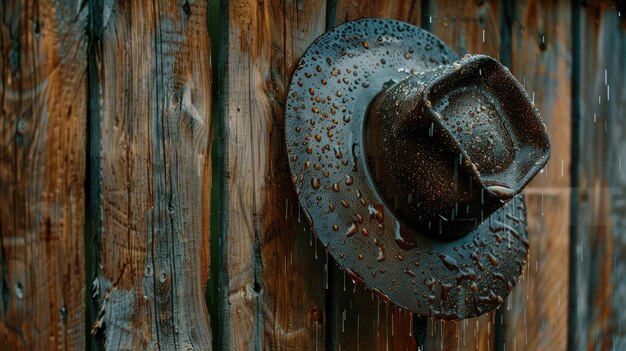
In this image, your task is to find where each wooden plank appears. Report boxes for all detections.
[0,1,87,349]
[330,275,418,351]
[330,2,421,349]
[223,1,328,349]
[572,2,626,349]
[427,317,495,351]
[334,0,422,25]
[427,0,501,58]
[425,1,502,349]
[88,0,213,349]
[502,1,572,350]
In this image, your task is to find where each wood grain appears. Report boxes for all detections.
[88,0,213,349]
[573,1,626,350]
[334,0,422,25]
[425,1,502,349]
[0,1,87,349]
[1,2,624,350]
[427,0,501,59]
[330,268,417,351]
[503,1,572,350]
[223,0,327,349]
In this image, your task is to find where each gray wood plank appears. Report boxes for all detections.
[88,1,213,349]
[572,2,626,349]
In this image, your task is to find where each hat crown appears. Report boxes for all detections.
[364,55,550,240]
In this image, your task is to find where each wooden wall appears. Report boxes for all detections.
[222,0,327,349]
[504,1,572,350]
[573,2,626,350]
[1,1,87,349]
[1,0,625,350]
[88,0,213,349]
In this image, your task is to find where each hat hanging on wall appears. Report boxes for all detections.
[285,18,550,319]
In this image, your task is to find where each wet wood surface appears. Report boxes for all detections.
[0,1,87,349]
[88,0,213,349]
[573,1,626,350]
[503,0,572,350]
[334,0,422,25]
[222,0,328,349]
[427,0,501,59]
[1,0,625,350]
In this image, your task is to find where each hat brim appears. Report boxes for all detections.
[286,18,529,319]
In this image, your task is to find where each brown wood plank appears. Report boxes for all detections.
[330,2,421,349]
[334,0,422,25]
[427,0,501,59]
[89,1,213,349]
[427,317,495,351]
[425,1,502,349]
[503,1,572,350]
[573,1,626,349]
[0,1,87,349]
[331,276,418,351]
[223,1,328,349]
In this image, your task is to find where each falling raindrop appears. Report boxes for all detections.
[15,283,23,299]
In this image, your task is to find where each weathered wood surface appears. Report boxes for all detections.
[222,0,328,349]
[503,1,572,350]
[427,0,501,59]
[573,1,626,350]
[1,1,625,350]
[424,1,502,349]
[334,0,422,25]
[330,279,418,350]
[0,1,87,349]
[88,0,213,349]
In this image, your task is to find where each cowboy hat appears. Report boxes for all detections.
[285,18,550,319]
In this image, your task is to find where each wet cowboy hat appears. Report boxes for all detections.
[285,18,550,319]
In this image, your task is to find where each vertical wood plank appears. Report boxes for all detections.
[573,1,626,349]
[427,317,496,351]
[334,0,422,25]
[0,1,87,349]
[330,3,421,349]
[89,0,213,349]
[503,1,571,350]
[223,0,327,349]
[425,1,502,349]
[427,0,501,58]
[331,274,419,351]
